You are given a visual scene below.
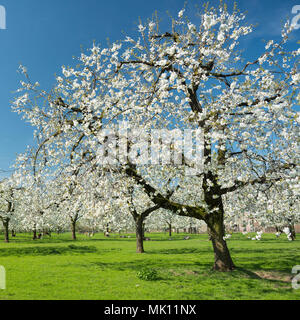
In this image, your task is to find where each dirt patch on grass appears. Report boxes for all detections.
[169,269,181,276]
[169,269,199,277]
[184,270,199,276]
[254,270,292,283]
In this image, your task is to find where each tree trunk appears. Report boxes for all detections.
[142,222,145,240]
[3,220,9,243]
[33,224,38,240]
[12,229,16,237]
[168,223,172,237]
[275,226,282,234]
[33,229,37,240]
[135,217,144,253]
[207,210,235,271]
[71,220,76,240]
[289,224,296,240]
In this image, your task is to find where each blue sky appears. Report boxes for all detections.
[0,0,299,176]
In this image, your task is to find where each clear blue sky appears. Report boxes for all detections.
[0,0,299,176]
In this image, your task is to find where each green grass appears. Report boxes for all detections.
[0,232,299,300]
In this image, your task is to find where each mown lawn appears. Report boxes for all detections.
[0,232,299,300]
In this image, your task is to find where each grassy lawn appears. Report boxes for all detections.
[0,232,299,300]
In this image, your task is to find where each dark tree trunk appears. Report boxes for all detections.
[275,226,282,234]
[135,217,144,253]
[168,223,172,237]
[142,222,145,240]
[206,207,235,271]
[3,220,9,243]
[289,224,296,240]
[33,224,38,240]
[11,229,16,237]
[208,230,235,271]
[71,220,76,240]
[33,229,37,240]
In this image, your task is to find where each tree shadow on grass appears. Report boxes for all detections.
[234,267,293,290]
[146,247,211,255]
[235,267,263,280]
[91,259,213,273]
[0,244,98,256]
[91,260,280,286]
[133,247,300,275]
[231,250,300,274]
